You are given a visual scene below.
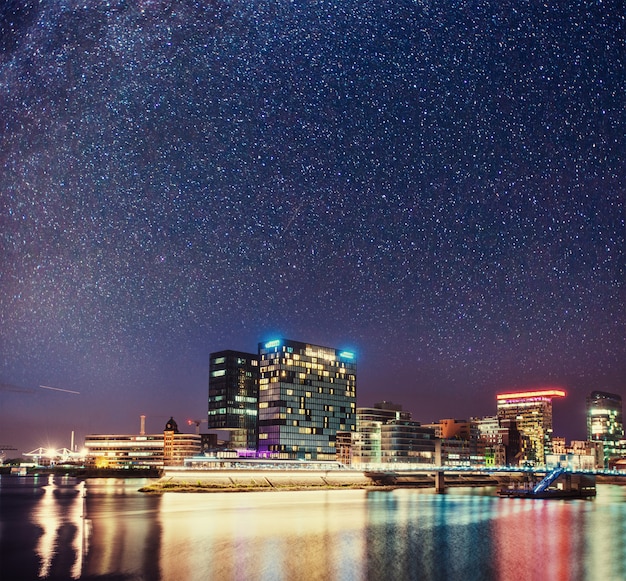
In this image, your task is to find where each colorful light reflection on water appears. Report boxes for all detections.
[2,477,625,580]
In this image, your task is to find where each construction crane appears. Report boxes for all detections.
[187,419,208,435]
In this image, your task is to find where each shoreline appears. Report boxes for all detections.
[139,481,397,494]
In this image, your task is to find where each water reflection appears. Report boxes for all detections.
[30,475,85,579]
[82,478,161,580]
[2,478,626,580]
[157,491,368,580]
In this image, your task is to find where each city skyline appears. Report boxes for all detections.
[1,2,624,455]
[0,357,613,457]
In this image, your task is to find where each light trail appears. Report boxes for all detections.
[39,385,81,395]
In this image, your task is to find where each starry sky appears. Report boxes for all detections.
[1,0,624,455]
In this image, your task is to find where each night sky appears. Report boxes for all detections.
[1,1,624,456]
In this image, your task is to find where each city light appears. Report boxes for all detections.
[264,339,281,349]
[496,389,566,401]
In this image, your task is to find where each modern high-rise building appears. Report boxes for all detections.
[586,391,624,466]
[208,350,259,452]
[257,338,357,460]
[496,388,566,466]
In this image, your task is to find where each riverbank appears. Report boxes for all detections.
[139,480,391,493]
[139,469,626,494]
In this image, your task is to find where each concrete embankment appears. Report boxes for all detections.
[141,468,374,493]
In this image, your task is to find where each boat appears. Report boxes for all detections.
[498,468,596,499]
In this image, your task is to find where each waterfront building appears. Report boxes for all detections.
[496,388,566,466]
[421,418,484,466]
[163,417,202,467]
[436,437,474,466]
[586,391,624,466]
[84,418,201,468]
[571,439,604,469]
[352,402,411,465]
[351,403,436,467]
[208,350,259,452]
[257,339,357,460]
[380,420,437,465]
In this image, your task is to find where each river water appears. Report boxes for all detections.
[1,475,625,581]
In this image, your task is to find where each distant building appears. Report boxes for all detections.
[496,389,566,466]
[571,439,604,469]
[257,339,357,460]
[208,350,259,452]
[546,440,604,471]
[473,416,521,467]
[421,418,483,466]
[436,419,472,440]
[84,417,201,468]
[586,391,624,467]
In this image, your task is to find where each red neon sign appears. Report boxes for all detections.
[496,389,566,401]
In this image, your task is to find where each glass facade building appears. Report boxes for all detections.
[586,391,624,466]
[208,350,259,452]
[496,389,566,466]
[380,421,437,465]
[257,339,357,460]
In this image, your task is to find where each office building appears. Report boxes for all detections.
[208,350,259,452]
[257,338,357,460]
[586,391,624,466]
[496,388,566,466]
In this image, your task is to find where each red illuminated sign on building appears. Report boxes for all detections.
[496,389,566,401]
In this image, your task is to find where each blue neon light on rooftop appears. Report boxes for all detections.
[265,339,281,349]
[339,351,355,359]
